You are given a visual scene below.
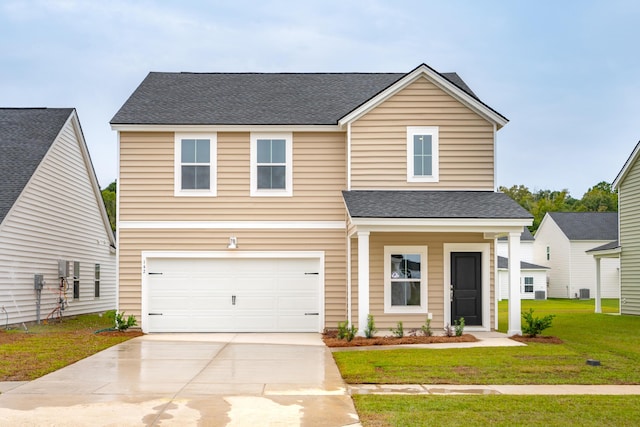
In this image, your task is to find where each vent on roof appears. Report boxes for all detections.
[579,289,590,300]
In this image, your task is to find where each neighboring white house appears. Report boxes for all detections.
[497,227,534,261]
[497,256,548,300]
[0,108,116,326]
[532,212,619,299]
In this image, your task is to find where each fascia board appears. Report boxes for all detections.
[338,64,508,128]
[613,140,640,189]
[110,124,342,132]
[349,217,531,233]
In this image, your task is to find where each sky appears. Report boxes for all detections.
[1,0,639,197]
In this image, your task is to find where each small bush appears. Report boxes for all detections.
[337,321,348,339]
[364,314,377,338]
[454,317,465,337]
[421,317,433,337]
[522,308,555,337]
[345,324,358,342]
[114,311,137,331]
[391,321,404,338]
[444,323,454,337]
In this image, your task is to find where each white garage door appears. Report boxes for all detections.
[145,257,321,332]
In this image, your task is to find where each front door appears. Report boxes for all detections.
[451,252,482,326]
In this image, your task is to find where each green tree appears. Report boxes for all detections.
[576,181,618,212]
[101,181,116,232]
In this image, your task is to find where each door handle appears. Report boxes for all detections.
[232,295,236,305]
[450,285,454,301]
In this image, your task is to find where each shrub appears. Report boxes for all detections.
[454,317,465,337]
[337,321,348,339]
[421,317,433,337]
[364,314,377,338]
[391,321,404,338]
[522,308,555,337]
[114,311,137,331]
[345,324,358,342]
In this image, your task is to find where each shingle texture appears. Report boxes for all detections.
[497,256,548,270]
[549,212,618,240]
[586,240,620,253]
[342,191,532,219]
[0,108,73,223]
[110,70,479,125]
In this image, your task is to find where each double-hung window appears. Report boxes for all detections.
[384,246,428,313]
[250,133,292,196]
[523,277,534,293]
[174,133,217,196]
[407,126,439,182]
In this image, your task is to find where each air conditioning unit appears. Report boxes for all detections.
[534,290,546,300]
[579,288,590,299]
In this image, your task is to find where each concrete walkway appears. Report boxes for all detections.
[0,333,361,427]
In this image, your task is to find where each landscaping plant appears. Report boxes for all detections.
[454,317,465,336]
[421,317,433,337]
[522,308,555,337]
[337,320,348,339]
[114,311,138,331]
[391,321,404,338]
[364,314,377,338]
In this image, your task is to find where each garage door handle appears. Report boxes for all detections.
[148,313,163,316]
[305,312,319,316]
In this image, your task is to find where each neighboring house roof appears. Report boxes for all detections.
[110,64,504,126]
[547,212,618,241]
[497,256,548,270]
[342,191,532,219]
[613,140,640,189]
[497,227,534,241]
[0,108,74,224]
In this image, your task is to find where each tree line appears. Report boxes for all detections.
[499,181,617,233]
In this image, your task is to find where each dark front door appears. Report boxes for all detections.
[451,252,482,326]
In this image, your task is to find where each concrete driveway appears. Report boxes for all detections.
[0,333,360,426]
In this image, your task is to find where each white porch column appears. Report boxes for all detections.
[507,231,522,336]
[357,231,370,336]
[595,257,602,313]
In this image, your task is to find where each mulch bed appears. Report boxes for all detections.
[323,333,478,348]
[94,329,145,337]
[510,335,563,344]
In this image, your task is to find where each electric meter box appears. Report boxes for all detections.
[34,274,44,290]
[58,260,69,278]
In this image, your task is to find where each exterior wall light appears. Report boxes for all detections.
[227,237,238,249]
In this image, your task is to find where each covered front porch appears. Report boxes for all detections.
[342,190,533,336]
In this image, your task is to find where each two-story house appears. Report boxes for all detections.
[110,63,532,336]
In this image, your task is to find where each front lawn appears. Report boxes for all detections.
[334,299,638,385]
[0,311,141,381]
[353,395,640,427]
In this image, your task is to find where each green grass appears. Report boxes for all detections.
[353,395,640,427]
[0,311,140,381]
[334,299,640,385]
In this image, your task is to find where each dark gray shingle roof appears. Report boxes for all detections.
[110,69,480,125]
[497,256,548,270]
[342,191,532,219]
[586,240,620,253]
[0,108,73,223]
[548,212,618,241]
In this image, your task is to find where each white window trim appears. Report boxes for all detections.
[407,126,439,183]
[250,132,293,197]
[384,245,428,314]
[174,133,217,197]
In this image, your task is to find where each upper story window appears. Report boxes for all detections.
[250,132,292,197]
[174,133,217,197]
[384,246,428,314]
[407,126,439,183]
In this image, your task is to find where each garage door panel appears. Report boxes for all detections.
[146,256,321,332]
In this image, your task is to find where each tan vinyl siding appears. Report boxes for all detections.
[119,131,346,221]
[350,77,495,190]
[619,157,640,315]
[0,119,115,325]
[350,232,494,330]
[118,228,347,326]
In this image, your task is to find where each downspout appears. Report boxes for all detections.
[347,122,352,190]
[115,131,121,313]
[493,123,498,191]
[347,236,352,325]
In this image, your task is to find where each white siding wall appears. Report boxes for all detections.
[497,240,534,262]
[498,269,547,300]
[0,117,116,326]
[532,217,571,298]
[570,241,620,299]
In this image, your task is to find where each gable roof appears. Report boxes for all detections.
[547,212,618,241]
[342,191,532,219]
[0,108,74,223]
[110,64,505,127]
[613,140,640,189]
[497,256,548,270]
